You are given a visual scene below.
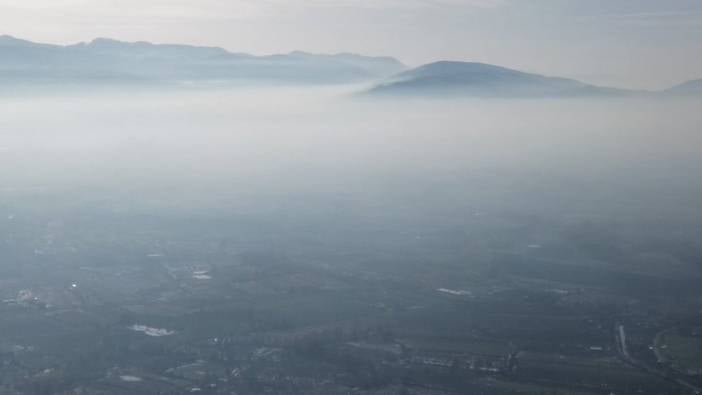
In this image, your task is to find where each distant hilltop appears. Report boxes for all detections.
[365,61,637,98]
[664,79,702,96]
[0,35,406,86]
[365,61,700,98]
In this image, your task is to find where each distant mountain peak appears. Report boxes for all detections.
[418,60,508,69]
[665,78,702,95]
[86,38,167,49]
[90,37,122,45]
[398,61,527,79]
[368,60,634,98]
[0,34,39,46]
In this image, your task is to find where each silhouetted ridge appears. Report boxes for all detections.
[368,61,639,98]
[665,79,702,96]
[0,35,406,86]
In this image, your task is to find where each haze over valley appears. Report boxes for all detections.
[2,81,702,393]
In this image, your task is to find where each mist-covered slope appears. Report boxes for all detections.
[367,61,638,98]
[0,35,406,86]
[664,79,702,96]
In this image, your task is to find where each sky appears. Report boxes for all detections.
[0,0,700,89]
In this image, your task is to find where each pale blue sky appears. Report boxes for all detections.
[1,0,700,89]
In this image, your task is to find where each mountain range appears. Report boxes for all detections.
[0,35,405,86]
[0,35,700,97]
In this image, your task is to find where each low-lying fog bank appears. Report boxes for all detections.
[2,88,702,348]
[1,88,701,241]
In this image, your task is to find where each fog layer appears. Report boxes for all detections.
[2,89,701,259]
